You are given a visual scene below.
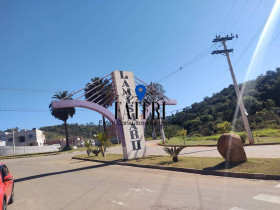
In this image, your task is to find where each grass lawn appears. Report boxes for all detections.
[162,129,280,146]
[163,137,217,146]
[74,154,280,175]
[163,136,280,146]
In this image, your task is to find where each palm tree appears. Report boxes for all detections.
[49,91,76,150]
[84,77,114,134]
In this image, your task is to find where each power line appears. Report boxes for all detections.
[231,0,262,48]
[179,29,280,106]
[156,44,215,83]
[237,0,263,34]
[251,31,280,57]
[0,87,61,93]
[234,30,280,72]
[231,0,248,31]
[0,110,49,112]
[233,20,266,66]
[13,33,277,116]
[169,77,233,114]
[220,0,237,33]
[169,31,280,115]
[196,1,269,87]
[0,108,91,112]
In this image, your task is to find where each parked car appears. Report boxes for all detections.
[0,163,14,210]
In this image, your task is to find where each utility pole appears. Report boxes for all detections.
[150,82,157,140]
[211,34,254,144]
[159,118,166,144]
[89,130,93,147]
[12,128,16,155]
[151,82,166,143]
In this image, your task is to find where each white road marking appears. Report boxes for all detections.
[130,188,141,192]
[143,187,153,192]
[253,194,280,204]
[117,202,124,205]
[276,184,280,188]
[112,200,125,206]
[129,187,153,193]
[229,207,246,210]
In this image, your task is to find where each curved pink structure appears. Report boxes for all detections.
[52,98,177,154]
[51,71,177,160]
[52,100,126,149]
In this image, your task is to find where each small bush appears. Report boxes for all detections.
[164,146,185,162]
[216,121,232,134]
[239,132,247,144]
[92,147,101,156]
[84,139,94,156]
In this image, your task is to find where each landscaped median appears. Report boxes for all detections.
[162,129,280,146]
[73,154,280,180]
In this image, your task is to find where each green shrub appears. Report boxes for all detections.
[84,139,94,156]
[193,133,202,137]
[163,146,185,162]
[216,121,232,134]
[92,147,101,156]
[239,132,247,144]
[164,125,181,140]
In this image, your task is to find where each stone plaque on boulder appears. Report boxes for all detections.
[217,133,247,162]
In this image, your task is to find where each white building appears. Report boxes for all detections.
[1,129,45,146]
[0,132,9,146]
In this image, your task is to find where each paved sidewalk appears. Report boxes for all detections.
[107,140,280,158]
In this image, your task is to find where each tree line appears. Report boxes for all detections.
[167,68,280,136]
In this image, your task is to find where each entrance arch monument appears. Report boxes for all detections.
[52,71,177,160]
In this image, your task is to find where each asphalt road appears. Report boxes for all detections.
[3,152,280,210]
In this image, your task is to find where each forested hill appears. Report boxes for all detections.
[168,68,280,135]
[40,123,103,141]
[40,68,280,140]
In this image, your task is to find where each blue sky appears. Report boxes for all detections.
[0,0,279,131]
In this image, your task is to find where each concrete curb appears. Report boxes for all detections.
[244,142,280,146]
[158,144,216,147]
[158,142,280,147]
[72,157,280,181]
[0,150,82,160]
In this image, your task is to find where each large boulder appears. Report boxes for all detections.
[217,133,247,162]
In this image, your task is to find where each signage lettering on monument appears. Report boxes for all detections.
[112,71,146,159]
